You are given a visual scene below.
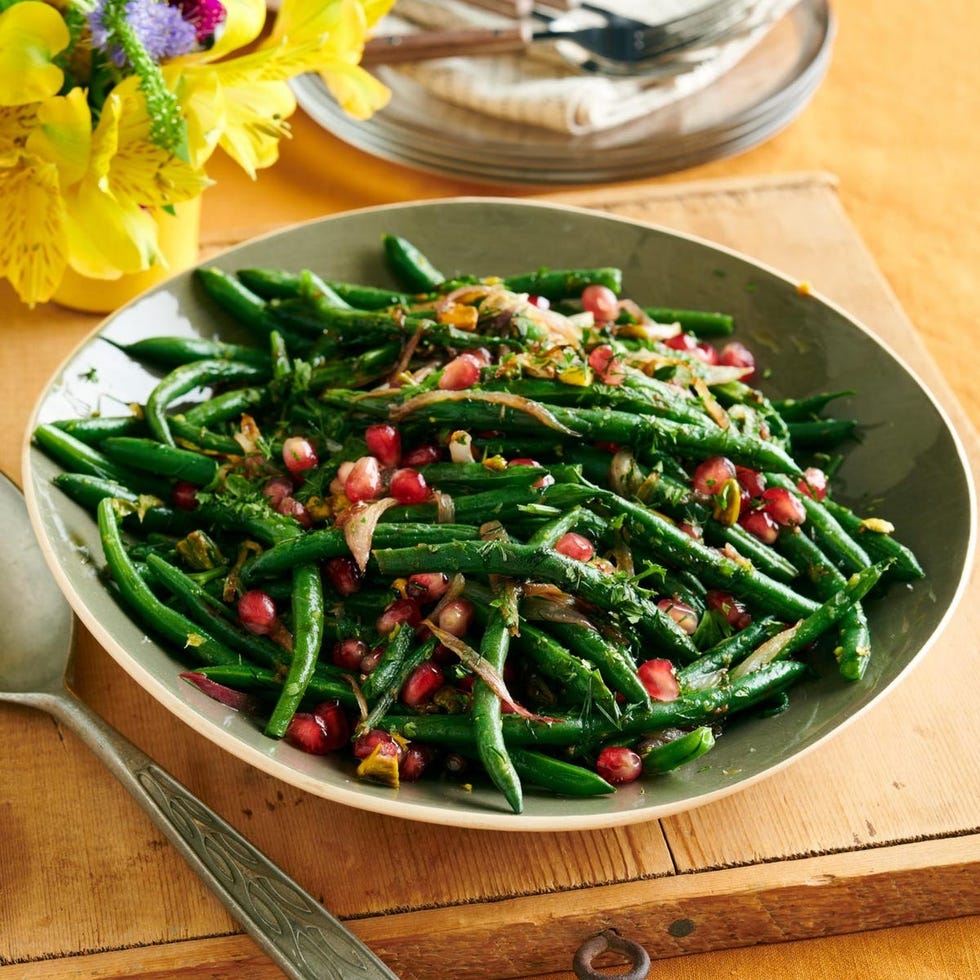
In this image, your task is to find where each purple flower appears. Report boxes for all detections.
[89,0,199,66]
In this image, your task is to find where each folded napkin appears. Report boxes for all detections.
[380,0,802,136]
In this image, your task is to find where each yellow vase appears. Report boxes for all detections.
[52,198,202,314]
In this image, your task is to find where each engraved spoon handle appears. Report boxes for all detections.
[47,690,399,980]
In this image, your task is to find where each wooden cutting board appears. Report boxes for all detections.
[1,173,977,978]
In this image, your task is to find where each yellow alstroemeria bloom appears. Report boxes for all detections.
[62,77,211,279]
[176,0,391,173]
[0,1,69,106]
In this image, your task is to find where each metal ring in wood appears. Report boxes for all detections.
[572,929,651,980]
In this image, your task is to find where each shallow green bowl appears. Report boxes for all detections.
[23,199,976,831]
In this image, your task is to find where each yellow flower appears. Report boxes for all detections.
[0,1,69,106]
[0,0,392,305]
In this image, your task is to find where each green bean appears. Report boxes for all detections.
[643,307,734,337]
[542,620,651,703]
[101,437,220,486]
[383,234,445,292]
[786,418,857,449]
[676,618,781,690]
[54,473,191,533]
[191,663,359,709]
[145,358,268,448]
[52,415,147,444]
[373,540,699,661]
[97,498,240,666]
[242,523,481,583]
[544,483,818,621]
[501,267,622,300]
[513,622,619,717]
[773,390,855,421]
[145,553,287,669]
[109,335,268,369]
[639,726,716,773]
[168,416,243,455]
[473,606,523,813]
[821,497,924,581]
[265,563,325,738]
[360,634,436,734]
[182,386,268,427]
[507,747,614,797]
[34,424,169,496]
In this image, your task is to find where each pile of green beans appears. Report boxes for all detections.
[34,233,923,814]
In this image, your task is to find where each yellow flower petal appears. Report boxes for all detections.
[25,88,92,187]
[320,61,391,119]
[172,71,225,169]
[63,179,161,278]
[0,154,68,305]
[215,79,295,179]
[0,103,40,158]
[0,1,69,106]
[205,0,266,61]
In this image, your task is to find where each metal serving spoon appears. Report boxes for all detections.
[0,472,398,980]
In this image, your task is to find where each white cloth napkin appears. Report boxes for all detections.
[380,0,801,135]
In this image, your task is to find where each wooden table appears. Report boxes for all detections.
[2,0,978,976]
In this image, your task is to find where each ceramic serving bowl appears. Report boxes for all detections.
[23,199,975,831]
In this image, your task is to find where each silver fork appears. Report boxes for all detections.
[360,6,746,73]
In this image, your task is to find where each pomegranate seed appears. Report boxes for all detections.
[509,457,541,467]
[365,423,401,468]
[281,436,318,477]
[237,590,278,635]
[439,353,483,390]
[406,572,451,602]
[638,659,681,701]
[402,444,441,466]
[353,728,400,760]
[324,556,362,596]
[761,487,807,527]
[581,284,619,322]
[554,532,595,562]
[285,700,349,754]
[719,341,756,378]
[262,476,294,508]
[390,467,430,505]
[735,466,767,498]
[437,598,475,637]
[277,496,311,528]
[527,294,550,309]
[656,598,699,636]
[172,481,199,511]
[312,699,350,748]
[740,508,780,543]
[401,661,445,707]
[692,456,736,496]
[693,342,720,365]
[798,467,828,501]
[706,590,752,630]
[333,637,368,670]
[345,455,383,502]
[664,332,697,352]
[399,744,434,782]
[376,597,422,636]
[595,745,642,785]
[588,344,626,385]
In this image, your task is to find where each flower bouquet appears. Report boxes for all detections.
[0,0,393,306]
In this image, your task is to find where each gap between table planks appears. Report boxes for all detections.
[0,172,976,978]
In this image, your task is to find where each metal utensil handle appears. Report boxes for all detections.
[51,692,398,980]
[361,23,531,65]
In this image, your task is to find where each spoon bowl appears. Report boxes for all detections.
[0,472,398,980]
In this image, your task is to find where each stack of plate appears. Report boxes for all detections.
[292,0,833,186]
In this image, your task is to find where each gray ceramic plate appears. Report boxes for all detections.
[23,199,975,831]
